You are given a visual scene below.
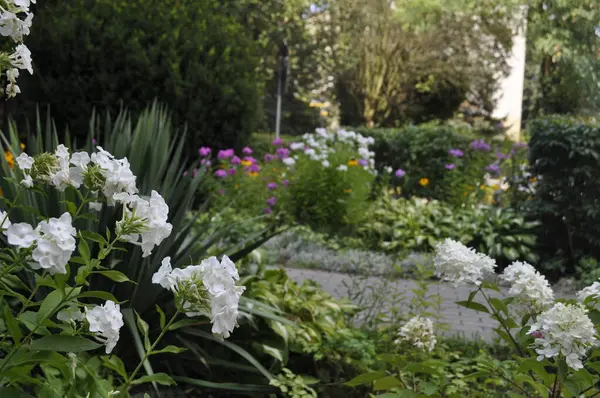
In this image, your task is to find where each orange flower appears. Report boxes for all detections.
[348,159,358,167]
[344,188,352,193]
[4,151,14,168]
[249,172,259,177]
[419,178,429,187]
[241,160,252,167]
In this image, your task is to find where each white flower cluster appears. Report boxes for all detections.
[3,212,76,274]
[117,191,172,258]
[530,302,598,370]
[294,128,376,173]
[13,145,172,258]
[85,300,124,354]
[395,316,437,352]
[0,0,36,97]
[577,281,600,303]
[500,261,554,312]
[433,238,496,286]
[152,255,245,339]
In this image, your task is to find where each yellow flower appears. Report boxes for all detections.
[320,110,328,117]
[419,178,429,187]
[344,188,352,193]
[491,184,500,191]
[241,160,252,167]
[348,159,358,167]
[479,184,486,190]
[249,172,259,177]
[20,143,25,150]
[4,151,14,168]
[529,177,537,183]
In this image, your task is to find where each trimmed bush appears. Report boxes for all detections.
[528,116,600,277]
[16,0,262,151]
[352,124,492,202]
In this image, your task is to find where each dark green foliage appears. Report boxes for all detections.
[16,0,262,151]
[527,116,600,277]
[352,124,479,199]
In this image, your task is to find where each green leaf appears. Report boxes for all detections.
[373,376,403,391]
[135,310,150,351]
[268,320,289,344]
[514,374,548,397]
[261,344,284,363]
[480,281,501,292]
[80,231,106,244]
[167,318,198,331]
[0,387,35,398]
[345,371,387,387]
[77,291,120,303]
[30,336,102,352]
[37,290,64,322]
[4,305,21,344]
[131,373,176,386]
[456,300,489,313]
[156,305,166,330]
[152,345,187,355]
[60,201,77,216]
[102,355,128,379]
[78,236,91,264]
[489,298,509,315]
[95,270,136,284]
[403,363,437,374]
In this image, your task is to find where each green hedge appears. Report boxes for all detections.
[352,125,488,201]
[528,116,600,276]
[16,0,262,151]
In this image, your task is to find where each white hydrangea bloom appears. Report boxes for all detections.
[501,261,554,312]
[282,157,296,166]
[85,300,124,354]
[577,281,600,302]
[31,213,76,274]
[395,316,437,352]
[15,152,33,170]
[289,142,304,151]
[433,239,496,286]
[152,255,245,339]
[6,222,36,248]
[321,160,330,168]
[119,191,172,257]
[530,303,598,370]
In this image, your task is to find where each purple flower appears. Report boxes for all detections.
[445,163,456,170]
[228,168,237,176]
[264,207,272,215]
[276,147,290,159]
[267,182,277,190]
[218,149,235,160]
[215,169,228,178]
[272,138,284,146]
[395,169,406,178]
[448,149,464,157]
[92,138,97,145]
[244,156,257,165]
[264,154,276,162]
[201,158,211,166]
[513,141,527,150]
[199,147,211,157]
[358,159,368,166]
[471,139,491,152]
[486,164,501,174]
[242,146,253,155]
[231,156,241,165]
[266,196,276,206]
[282,179,289,186]
[496,150,510,160]
[246,164,260,173]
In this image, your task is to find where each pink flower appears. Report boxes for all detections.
[272,138,284,146]
[231,156,241,165]
[201,159,211,166]
[277,147,290,159]
[199,147,211,157]
[266,196,276,206]
[218,149,235,159]
[215,169,228,178]
[267,182,277,190]
[242,147,253,155]
[395,169,406,178]
[228,168,237,176]
[264,154,276,162]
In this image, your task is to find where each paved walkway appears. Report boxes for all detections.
[279,267,573,341]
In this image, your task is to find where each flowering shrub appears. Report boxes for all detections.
[204,128,377,232]
[348,239,600,397]
[0,144,245,396]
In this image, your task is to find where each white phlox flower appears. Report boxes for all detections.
[85,300,124,354]
[500,261,554,312]
[395,316,437,352]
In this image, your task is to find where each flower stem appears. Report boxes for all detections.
[478,287,524,357]
[121,310,181,391]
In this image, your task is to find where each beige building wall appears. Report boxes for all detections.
[492,7,528,141]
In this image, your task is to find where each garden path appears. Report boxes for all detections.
[279,267,575,342]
